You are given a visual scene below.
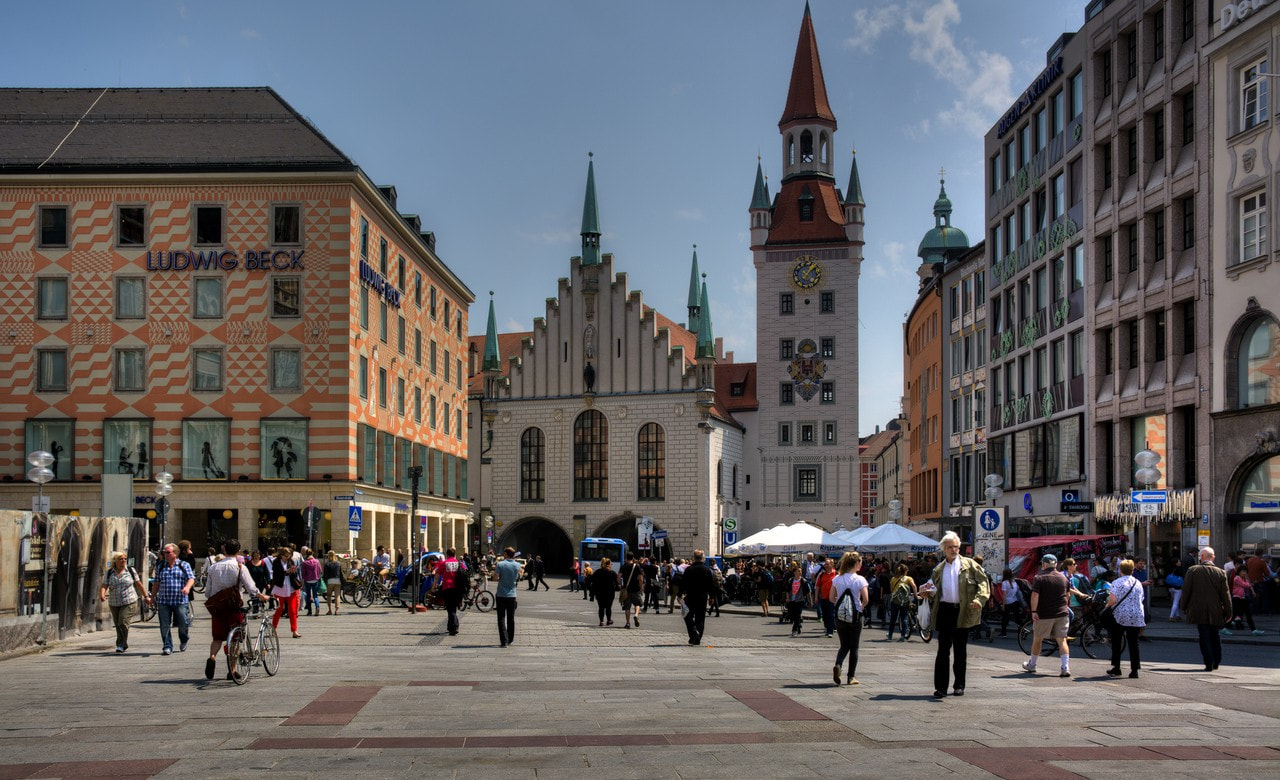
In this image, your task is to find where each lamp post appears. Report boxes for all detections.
[888,498,902,525]
[27,450,54,645]
[408,464,423,613]
[154,471,173,552]
[1134,447,1161,616]
[984,474,1004,507]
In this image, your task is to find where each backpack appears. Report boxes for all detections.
[891,581,912,608]
[836,587,857,623]
[447,561,468,590]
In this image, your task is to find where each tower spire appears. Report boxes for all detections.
[696,274,714,360]
[844,149,864,207]
[779,1,835,128]
[686,245,702,335]
[751,157,771,210]
[482,291,501,373]
[580,152,601,266]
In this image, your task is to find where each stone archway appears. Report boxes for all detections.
[53,521,83,636]
[497,517,574,575]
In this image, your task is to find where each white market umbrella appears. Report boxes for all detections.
[725,522,850,556]
[831,526,873,545]
[853,523,939,554]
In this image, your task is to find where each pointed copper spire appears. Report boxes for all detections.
[779,3,836,129]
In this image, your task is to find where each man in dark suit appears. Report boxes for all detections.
[680,550,715,645]
[1179,547,1232,671]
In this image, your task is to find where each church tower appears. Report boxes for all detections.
[749,3,862,531]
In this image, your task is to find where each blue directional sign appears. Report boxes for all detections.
[348,505,363,532]
[723,531,737,546]
[1130,490,1168,504]
[652,530,668,540]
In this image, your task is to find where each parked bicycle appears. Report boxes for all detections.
[225,600,280,685]
[905,596,933,642]
[458,571,495,613]
[1017,593,1122,659]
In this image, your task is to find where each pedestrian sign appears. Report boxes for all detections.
[348,505,363,532]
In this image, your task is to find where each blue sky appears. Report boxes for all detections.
[4,0,1087,435]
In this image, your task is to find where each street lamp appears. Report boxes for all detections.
[984,473,1004,507]
[1133,447,1161,616]
[154,471,174,552]
[888,498,902,525]
[26,450,54,645]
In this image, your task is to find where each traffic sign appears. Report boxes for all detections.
[348,505,363,532]
[723,517,739,532]
[1139,503,1159,516]
[1130,490,1167,504]
[977,509,1001,532]
[334,495,354,501]
[723,531,737,546]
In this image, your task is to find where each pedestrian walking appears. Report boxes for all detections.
[569,557,580,593]
[300,548,322,616]
[1165,561,1186,621]
[322,550,343,615]
[830,551,869,685]
[1179,547,1232,671]
[816,559,837,637]
[619,552,644,628]
[925,531,990,698]
[99,551,150,653]
[1020,554,1072,678]
[202,539,268,681]
[433,548,468,635]
[494,547,523,647]
[532,555,550,591]
[270,546,302,638]
[886,563,917,641]
[150,543,195,655]
[1105,559,1146,678]
[681,550,715,645]
[589,558,619,626]
[784,565,809,636]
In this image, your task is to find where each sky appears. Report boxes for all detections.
[4,0,1089,436]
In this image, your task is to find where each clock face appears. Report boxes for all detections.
[792,256,822,290]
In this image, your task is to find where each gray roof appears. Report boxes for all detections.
[0,87,354,173]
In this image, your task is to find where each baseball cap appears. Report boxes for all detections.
[1041,554,1058,565]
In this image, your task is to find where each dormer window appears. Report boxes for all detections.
[798,185,815,222]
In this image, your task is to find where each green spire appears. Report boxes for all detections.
[581,153,601,266]
[696,275,715,359]
[845,149,864,206]
[933,172,952,225]
[750,158,771,210]
[482,291,501,372]
[686,245,702,334]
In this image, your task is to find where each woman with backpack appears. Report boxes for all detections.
[886,563,918,641]
[829,551,870,685]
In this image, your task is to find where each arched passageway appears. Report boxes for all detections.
[497,518,574,574]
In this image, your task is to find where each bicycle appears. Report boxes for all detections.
[905,597,933,642]
[225,599,280,685]
[1017,600,1123,659]
[193,569,208,594]
[459,574,495,613]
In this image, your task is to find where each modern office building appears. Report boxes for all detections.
[0,87,474,556]
[941,241,989,535]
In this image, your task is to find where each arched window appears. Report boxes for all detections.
[787,135,795,165]
[637,422,665,500]
[800,130,814,163]
[573,410,608,500]
[732,464,739,498]
[1238,316,1280,407]
[520,427,544,502]
[717,458,724,497]
[819,132,829,165]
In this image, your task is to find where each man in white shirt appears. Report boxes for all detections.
[926,531,990,698]
[203,539,267,681]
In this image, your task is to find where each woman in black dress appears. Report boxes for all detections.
[589,558,620,627]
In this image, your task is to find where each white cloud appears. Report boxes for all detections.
[866,240,912,280]
[176,35,190,48]
[675,208,704,222]
[502,317,525,332]
[845,6,896,53]
[241,28,262,39]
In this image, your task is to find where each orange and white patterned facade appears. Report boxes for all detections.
[0,88,473,556]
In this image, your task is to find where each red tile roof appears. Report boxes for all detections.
[779,8,836,128]
[766,178,847,245]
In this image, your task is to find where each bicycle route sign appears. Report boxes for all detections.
[348,505,363,533]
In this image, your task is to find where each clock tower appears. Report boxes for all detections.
[749,3,863,531]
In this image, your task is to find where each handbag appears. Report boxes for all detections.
[1100,580,1137,627]
[204,563,245,616]
[318,578,327,594]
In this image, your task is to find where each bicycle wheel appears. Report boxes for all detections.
[259,623,280,676]
[227,627,251,685]
[917,615,933,643]
[137,599,155,623]
[474,590,495,613]
[352,583,372,608]
[1018,620,1056,656]
[193,575,206,594]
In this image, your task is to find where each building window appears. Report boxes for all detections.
[271,348,301,392]
[36,349,67,392]
[272,205,301,245]
[824,422,837,444]
[444,350,451,383]
[520,427,545,501]
[820,291,834,313]
[397,256,406,292]
[194,205,223,245]
[429,395,436,429]
[1181,300,1196,355]
[1101,48,1113,98]
[1153,310,1167,361]
[821,382,834,403]
[117,206,145,246]
[36,277,67,320]
[1126,126,1138,177]
[1071,330,1085,379]
[780,383,794,405]
[397,377,406,415]
[39,206,68,247]
[358,356,368,399]
[637,422,666,500]
[1240,190,1268,263]
[413,273,422,307]
[414,329,422,365]
[1151,8,1164,62]
[1237,316,1280,407]
[1150,108,1165,162]
[194,277,223,319]
[573,409,608,501]
[192,348,223,391]
[379,301,388,343]
[820,337,834,358]
[1102,142,1113,189]
[1153,210,1166,263]
[1102,234,1114,282]
[429,287,437,319]
[272,277,301,317]
[359,218,369,258]
[795,466,820,501]
[379,238,389,276]
[414,388,422,422]
[104,418,152,480]
[444,300,451,326]
[779,422,792,445]
[780,292,794,315]
[1181,195,1195,249]
[1243,59,1269,131]
[397,316,407,355]
[1052,173,1065,218]
[115,277,146,319]
[1072,244,1085,291]
[378,368,388,407]
[430,341,438,374]
[1126,223,1139,273]
[115,348,145,392]
[1125,30,1137,80]
[182,418,229,481]
[799,423,816,444]
[1052,89,1064,137]
[359,286,370,330]
[1071,70,1084,117]
[780,339,793,360]
[1181,90,1194,146]
[260,418,307,480]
